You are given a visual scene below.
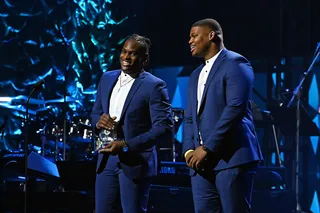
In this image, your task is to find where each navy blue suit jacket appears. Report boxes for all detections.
[182,48,263,172]
[91,70,173,179]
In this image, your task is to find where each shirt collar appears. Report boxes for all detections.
[204,49,223,66]
[120,71,134,84]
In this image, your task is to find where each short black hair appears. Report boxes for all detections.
[126,34,151,65]
[192,18,223,41]
[127,34,151,55]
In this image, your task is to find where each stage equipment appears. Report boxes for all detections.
[286,43,320,212]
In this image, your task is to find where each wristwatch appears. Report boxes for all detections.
[122,140,129,153]
[202,144,211,153]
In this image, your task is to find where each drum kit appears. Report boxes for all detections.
[0,92,186,163]
[0,95,95,162]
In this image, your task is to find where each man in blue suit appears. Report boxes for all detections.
[183,18,263,213]
[91,34,173,213]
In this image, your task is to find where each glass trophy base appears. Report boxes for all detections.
[95,129,117,151]
[95,138,113,151]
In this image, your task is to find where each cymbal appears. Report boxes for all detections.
[36,106,54,112]
[36,106,58,116]
[0,103,37,115]
[11,95,46,105]
[45,96,80,104]
[45,140,70,150]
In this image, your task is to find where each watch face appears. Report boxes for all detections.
[123,146,129,152]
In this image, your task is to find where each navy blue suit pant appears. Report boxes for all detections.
[95,155,151,213]
[191,163,256,213]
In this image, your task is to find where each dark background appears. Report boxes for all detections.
[110,0,320,68]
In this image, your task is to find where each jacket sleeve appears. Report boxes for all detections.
[205,57,254,153]
[182,77,195,156]
[126,81,173,152]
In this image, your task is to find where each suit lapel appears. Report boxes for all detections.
[192,65,203,119]
[120,71,146,119]
[199,48,227,110]
[104,70,121,114]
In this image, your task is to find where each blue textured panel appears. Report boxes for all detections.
[309,74,319,155]
[308,68,320,211]
[310,134,319,155]
[172,77,189,109]
[309,74,319,111]
[271,72,284,88]
[172,84,182,108]
[151,66,183,102]
[272,73,276,86]
[176,123,183,143]
[311,191,320,213]
[271,152,276,165]
[280,152,284,162]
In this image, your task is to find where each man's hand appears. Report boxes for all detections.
[189,146,207,170]
[96,114,117,130]
[185,151,194,167]
[98,141,124,155]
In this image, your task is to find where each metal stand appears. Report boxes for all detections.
[54,23,72,161]
[53,124,60,163]
[172,108,184,162]
[271,124,284,167]
[172,128,176,162]
[24,93,32,213]
[24,80,44,213]
[258,109,284,167]
[286,45,320,212]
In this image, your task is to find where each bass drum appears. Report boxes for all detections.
[69,115,92,143]
[68,115,93,161]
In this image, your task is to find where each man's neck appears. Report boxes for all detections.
[204,43,224,61]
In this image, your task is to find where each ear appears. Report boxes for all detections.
[141,53,149,66]
[209,31,215,41]
[143,59,149,67]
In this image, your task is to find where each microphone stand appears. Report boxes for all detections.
[286,46,320,213]
[24,81,44,213]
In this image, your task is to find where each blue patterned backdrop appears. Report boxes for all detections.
[0,0,130,151]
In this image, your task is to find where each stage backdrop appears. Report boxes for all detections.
[0,0,320,212]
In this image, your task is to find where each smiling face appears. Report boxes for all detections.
[120,38,146,75]
[189,25,214,60]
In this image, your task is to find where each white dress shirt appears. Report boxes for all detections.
[197,49,222,112]
[197,49,222,144]
[109,71,135,122]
